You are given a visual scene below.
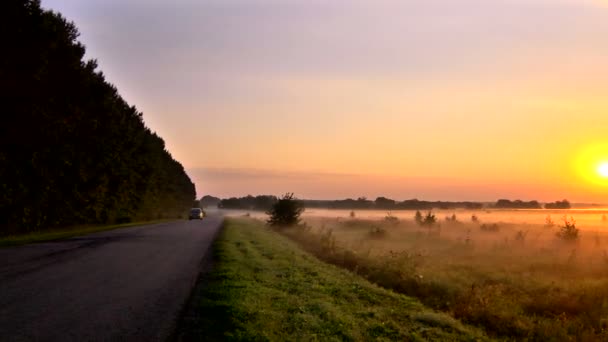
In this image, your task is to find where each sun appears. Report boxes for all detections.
[598,163,608,178]
[574,143,608,186]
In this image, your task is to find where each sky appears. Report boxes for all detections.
[42,0,608,202]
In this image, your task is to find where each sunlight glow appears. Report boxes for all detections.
[598,163,608,178]
[575,143,608,186]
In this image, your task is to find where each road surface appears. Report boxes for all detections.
[0,215,223,341]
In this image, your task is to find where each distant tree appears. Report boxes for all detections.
[200,195,221,208]
[545,199,571,209]
[266,193,304,228]
[375,197,396,209]
[495,199,541,209]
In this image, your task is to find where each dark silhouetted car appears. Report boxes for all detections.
[189,208,204,220]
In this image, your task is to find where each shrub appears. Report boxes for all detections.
[445,214,458,223]
[415,210,423,225]
[266,193,304,228]
[384,212,399,225]
[421,212,437,226]
[515,230,528,243]
[471,214,479,223]
[368,226,387,239]
[415,211,436,226]
[480,223,500,232]
[556,216,579,242]
[544,215,555,228]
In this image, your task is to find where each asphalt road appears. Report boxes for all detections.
[0,215,223,341]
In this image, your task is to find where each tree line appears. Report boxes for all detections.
[208,195,572,211]
[0,1,195,234]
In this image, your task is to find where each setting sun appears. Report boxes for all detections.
[599,163,608,178]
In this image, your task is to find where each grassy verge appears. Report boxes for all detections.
[0,219,177,247]
[283,216,608,340]
[176,218,487,341]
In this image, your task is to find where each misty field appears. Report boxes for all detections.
[278,209,608,340]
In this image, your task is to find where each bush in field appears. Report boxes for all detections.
[421,212,437,226]
[416,211,436,227]
[556,216,579,242]
[350,210,356,218]
[471,214,479,223]
[384,212,399,225]
[415,210,423,224]
[480,223,500,232]
[266,193,304,228]
[515,230,528,243]
[368,226,387,239]
[445,213,459,223]
[544,215,555,228]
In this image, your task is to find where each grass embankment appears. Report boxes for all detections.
[284,215,608,340]
[177,218,486,341]
[0,219,177,247]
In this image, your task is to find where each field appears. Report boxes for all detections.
[177,217,486,341]
[274,209,608,340]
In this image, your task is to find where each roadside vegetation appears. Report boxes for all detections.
[280,212,608,340]
[0,219,177,247]
[177,218,486,341]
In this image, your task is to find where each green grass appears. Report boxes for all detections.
[0,219,177,247]
[282,216,608,340]
[176,218,487,341]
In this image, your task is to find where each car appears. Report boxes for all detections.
[189,208,204,220]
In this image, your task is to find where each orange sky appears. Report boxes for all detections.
[43,0,608,202]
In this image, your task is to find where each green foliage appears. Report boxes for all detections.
[266,193,304,228]
[286,215,608,340]
[0,1,195,234]
[556,216,579,242]
[177,218,486,341]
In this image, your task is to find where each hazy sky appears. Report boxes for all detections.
[42,0,608,201]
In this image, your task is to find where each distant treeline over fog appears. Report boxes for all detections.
[200,195,571,211]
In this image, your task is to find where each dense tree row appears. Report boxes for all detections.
[213,195,483,211]
[544,199,571,209]
[494,199,542,209]
[218,195,278,211]
[212,195,575,211]
[0,1,195,234]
